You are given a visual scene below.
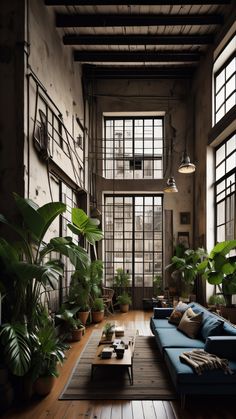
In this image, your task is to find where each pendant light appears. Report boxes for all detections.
[178,150,196,174]
[163,176,178,193]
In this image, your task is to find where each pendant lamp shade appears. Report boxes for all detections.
[163,176,178,193]
[178,151,196,174]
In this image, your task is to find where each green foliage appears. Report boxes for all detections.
[0,323,31,376]
[208,294,226,306]
[200,240,236,304]
[55,307,83,331]
[153,275,163,296]
[166,247,207,286]
[30,315,69,380]
[103,322,115,336]
[92,297,105,312]
[68,208,103,245]
[114,268,131,288]
[117,292,132,305]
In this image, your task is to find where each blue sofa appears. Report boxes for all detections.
[150,302,236,406]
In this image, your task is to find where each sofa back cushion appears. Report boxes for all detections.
[201,316,224,341]
[168,301,188,325]
[205,336,236,360]
[177,307,203,338]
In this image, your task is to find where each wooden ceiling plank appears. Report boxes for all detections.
[45,1,230,5]
[63,33,214,45]
[73,50,200,61]
[82,64,196,79]
[56,13,224,27]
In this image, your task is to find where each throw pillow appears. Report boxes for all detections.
[168,301,189,325]
[201,316,224,341]
[177,307,203,338]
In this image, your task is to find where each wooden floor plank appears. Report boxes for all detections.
[2,310,236,419]
[121,401,133,419]
[153,401,168,419]
[132,400,144,419]
[142,401,157,419]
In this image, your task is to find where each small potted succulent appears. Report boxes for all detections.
[91,298,105,323]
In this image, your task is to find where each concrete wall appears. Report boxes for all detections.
[24,0,86,238]
[0,0,25,227]
[87,78,195,251]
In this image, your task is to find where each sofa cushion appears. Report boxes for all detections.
[168,301,189,325]
[201,316,224,340]
[153,307,173,319]
[177,308,203,338]
[154,327,205,351]
[205,336,236,360]
[151,318,176,329]
[164,347,236,387]
[223,321,236,336]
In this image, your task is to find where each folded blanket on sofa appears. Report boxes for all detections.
[179,349,234,376]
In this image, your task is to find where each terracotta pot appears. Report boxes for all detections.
[71,327,84,341]
[92,310,104,323]
[78,311,90,325]
[34,375,56,396]
[120,304,129,313]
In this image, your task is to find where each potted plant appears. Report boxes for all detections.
[153,275,164,298]
[91,298,105,323]
[55,307,85,341]
[103,322,115,340]
[114,268,131,292]
[116,292,132,313]
[166,247,207,299]
[198,240,236,308]
[31,315,69,396]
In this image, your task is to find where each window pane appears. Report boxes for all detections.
[226,75,236,99]
[216,69,225,93]
[216,89,225,111]
[226,92,236,112]
[226,57,236,80]
[216,144,225,165]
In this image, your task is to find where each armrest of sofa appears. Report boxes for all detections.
[205,336,236,360]
[153,307,173,319]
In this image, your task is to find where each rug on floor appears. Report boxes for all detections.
[59,330,176,400]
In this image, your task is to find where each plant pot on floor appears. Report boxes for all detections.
[78,310,90,325]
[120,304,129,313]
[71,327,85,341]
[92,310,104,323]
[34,375,56,396]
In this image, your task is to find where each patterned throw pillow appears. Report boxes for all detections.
[168,301,189,325]
[177,307,203,338]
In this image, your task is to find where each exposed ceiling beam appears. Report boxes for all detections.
[74,50,200,62]
[46,0,230,5]
[63,33,214,45]
[56,13,223,27]
[83,64,195,79]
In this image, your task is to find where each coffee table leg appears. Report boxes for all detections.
[127,365,133,385]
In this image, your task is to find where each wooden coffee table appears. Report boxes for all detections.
[91,330,136,385]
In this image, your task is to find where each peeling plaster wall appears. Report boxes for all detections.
[24,0,85,238]
[89,78,195,249]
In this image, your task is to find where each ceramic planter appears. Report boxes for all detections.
[78,310,90,325]
[120,303,129,313]
[92,310,104,323]
[71,327,84,341]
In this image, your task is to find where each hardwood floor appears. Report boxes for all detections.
[3,310,236,419]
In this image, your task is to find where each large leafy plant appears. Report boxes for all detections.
[0,194,89,377]
[198,240,236,306]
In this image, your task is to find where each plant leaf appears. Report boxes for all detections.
[0,323,31,376]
